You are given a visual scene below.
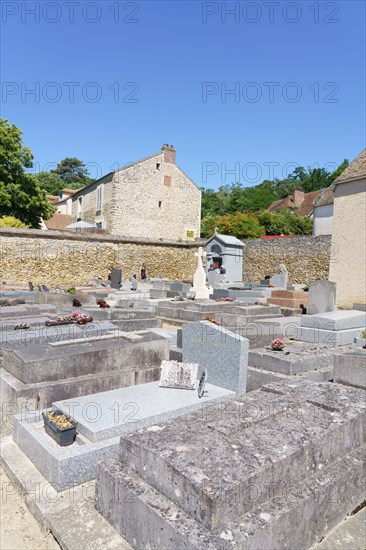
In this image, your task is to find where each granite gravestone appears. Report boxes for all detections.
[159,360,198,390]
[110,268,122,289]
[308,280,336,315]
[270,264,288,289]
[182,320,248,395]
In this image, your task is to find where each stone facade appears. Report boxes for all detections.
[243,235,332,284]
[0,229,331,287]
[71,145,201,241]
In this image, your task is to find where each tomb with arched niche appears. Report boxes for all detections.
[206,228,244,283]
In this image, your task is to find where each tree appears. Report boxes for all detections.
[0,118,55,228]
[36,171,64,195]
[255,210,313,236]
[51,157,94,188]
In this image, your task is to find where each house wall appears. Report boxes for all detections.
[110,153,201,240]
[71,173,114,229]
[329,177,366,308]
[313,204,333,236]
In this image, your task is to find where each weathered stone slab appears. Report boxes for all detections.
[182,320,248,395]
[334,350,366,390]
[308,280,336,315]
[96,381,366,550]
[3,331,167,384]
[248,343,337,375]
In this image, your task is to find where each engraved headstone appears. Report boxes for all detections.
[159,360,198,390]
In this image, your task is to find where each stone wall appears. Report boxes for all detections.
[0,228,199,287]
[0,229,331,287]
[243,235,331,284]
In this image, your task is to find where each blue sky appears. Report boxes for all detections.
[1,0,365,189]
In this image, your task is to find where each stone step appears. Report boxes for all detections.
[267,297,308,308]
[271,290,309,299]
[118,382,366,530]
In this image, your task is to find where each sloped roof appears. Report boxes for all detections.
[43,214,72,230]
[333,149,366,184]
[207,233,243,247]
[62,188,78,195]
[268,190,321,216]
[313,186,334,207]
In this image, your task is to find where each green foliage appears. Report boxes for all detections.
[0,118,56,228]
[201,212,265,239]
[66,287,76,294]
[360,330,366,339]
[255,210,313,236]
[0,215,29,228]
[201,160,349,219]
[36,171,64,195]
[51,157,95,188]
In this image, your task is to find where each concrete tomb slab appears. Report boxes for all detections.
[95,380,366,550]
[333,350,366,390]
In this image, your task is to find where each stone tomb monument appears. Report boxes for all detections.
[307,279,336,315]
[95,379,366,550]
[182,320,249,395]
[206,228,244,283]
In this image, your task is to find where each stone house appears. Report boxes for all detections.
[312,186,334,236]
[329,149,366,308]
[70,144,201,240]
[41,189,77,230]
[268,188,322,217]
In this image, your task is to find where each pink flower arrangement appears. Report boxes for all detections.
[215,297,234,302]
[271,338,285,351]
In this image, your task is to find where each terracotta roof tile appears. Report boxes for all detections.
[333,149,366,184]
[268,190,322,216]
[44,214,72,230]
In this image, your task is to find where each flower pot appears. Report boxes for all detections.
[43,410,77,447]
[272,347,284,352]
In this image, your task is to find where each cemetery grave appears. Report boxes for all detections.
[1,268,365,550]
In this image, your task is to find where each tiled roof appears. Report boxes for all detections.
[43,214,72,230]
[268,190,321,216]
[313,186,334,207]
[62,188,79,194]
[333,149,366,184]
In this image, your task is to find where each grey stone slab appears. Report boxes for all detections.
[334,350,366,390]
[301,310,366,330]
[353,337,366,349]
[3,330,168,384]
[95,381,366,549]
[353,303,366,312]
[308,280,336,315]
[248,343,337,375]
[182,320,248,395]
[35,291,97,306]
[312,507,366,550]
[296,326,363,345]
[54,381,234,442]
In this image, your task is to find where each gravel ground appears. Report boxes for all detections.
[0,464,60,550]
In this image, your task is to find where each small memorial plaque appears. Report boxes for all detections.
[159,360,198,390]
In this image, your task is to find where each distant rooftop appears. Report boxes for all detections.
[333,149,366,184]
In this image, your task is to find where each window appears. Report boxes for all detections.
[77,196,82,219]
[156,163,161,170]
[158,201,162,208]
[164,175,172,187]
[96,185,103,211]
[96,221,105,229]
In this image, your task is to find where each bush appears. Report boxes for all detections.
[254,210,312,236]
[0,216,29,228]
[202,212,265,239]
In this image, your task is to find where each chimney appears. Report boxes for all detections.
[292,187,305,206]
[162,143,176,164]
